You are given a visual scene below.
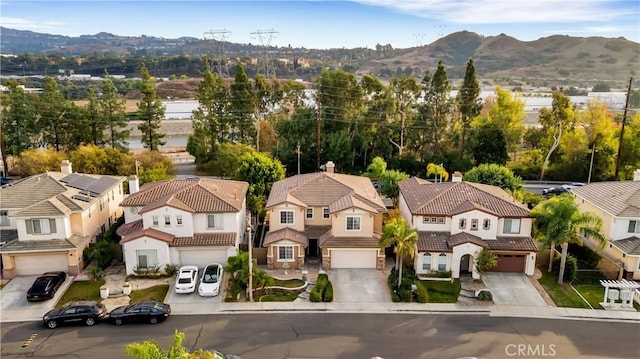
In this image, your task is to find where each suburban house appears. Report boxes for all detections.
[263,162,387,270]
[570,172,640,280]
[117,177,249,275]
[0,160,126,278]
[398,176,538,279]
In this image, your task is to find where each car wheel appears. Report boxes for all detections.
[114,318,123,325]
[47,320,58,329]
[150,317,158,324]
[85,317,96,326]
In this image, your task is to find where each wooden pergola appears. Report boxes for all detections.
[600,279,640,309]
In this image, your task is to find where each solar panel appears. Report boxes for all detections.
[72,194,92,202]
[60,173,81,184]
[87,177,119,196]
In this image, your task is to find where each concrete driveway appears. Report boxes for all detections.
[482,273,547,306]
[327,269,391,302]
[164,275,223,306]
[0,275,73,322]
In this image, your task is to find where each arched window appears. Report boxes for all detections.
[438,253,447,271]
[422,253,431,271]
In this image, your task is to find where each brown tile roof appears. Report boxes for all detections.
[116,219,143,237]
[611,236,640,255]
[320,234,382,248]
[263,228,308,246]
[399,179,529,217]
[417,231,538,252]
[172,233,236,247]
[0,234,90,253]
[119,227,175,244]
[571,181,640,217]
[304,225,331,238]
[266,172,386,214]
[121,178,248,214]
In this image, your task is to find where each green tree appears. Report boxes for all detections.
[618,112,640,180]
[226,251,249,287]
[84,87,104,146]
[233,152,285,217]
[135,150,176,185]
[388,73,419,156]
[100,70,129,150]
[380,169,409,207]
[530,194,605,284]
[479,87,526,158]
[1,82,39,157]
[426,162,449,183]
[85,240,113,269]
[474,247,497,279]
[253,268,275,294]
[463,164,524,194]
[417,61,453,158]
[38,77,72,151]
[70,145,135,176]
[13,148,66,177]
[456,59,482,156]
[470,122,508,165]
[229,62,255,144]
[125,330,219,359]
[539,91,575,180]
[365,156,387,190]
[137,64,166,151]
[379,216,418,287]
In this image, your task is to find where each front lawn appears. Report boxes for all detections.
[273,278,305,288]
[572,285,605,309]
[419,279,461,303]
[537,270,589,308]
[56,279,105,307]
[130,285,169,303]
[258,289,299,302]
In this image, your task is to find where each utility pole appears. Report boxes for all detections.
[203,29,231,78]
[614,77,633,180]
[296,141,301,175]
[412,33,426,47]
[316,88,321,169]
[247,214,253,302]
[250,29,279,78]
[588,146,597,184]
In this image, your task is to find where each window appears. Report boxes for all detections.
[438,254,447,271]
[164,216,171,226]
[483,219,491,230]
[136,249,158,269]
[99,198,104,211]
[431,217,437,223]
[628,220,640,233]
[111,190,114,200]
[152,216,159,226]
[176,216,183,225]
[346,216,361,231]
[0,211,9,226]
[306,208,313,219]
[323,207,330,219]
[459,218,467,229]
[207,214,223,229]
[437,217,445,224]
[278,246,294,261]
[25,219,57,235]
[422,253,431,271]
[279,210,294,224]
[503,219,521,234]
[130,207,138,214]
[471,219,478,230]
[88,209,91,218]
[423,216,430,224]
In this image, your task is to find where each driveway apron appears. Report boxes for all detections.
[482,273,547,306]
[327,269,390,302]
[0,275,73,321]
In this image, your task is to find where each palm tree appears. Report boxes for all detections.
[531,193,605,284]
[253,269,275,295]
[366,156,387,192]
[379,217,418,287]
[426,162,449,183]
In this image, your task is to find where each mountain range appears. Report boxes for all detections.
[1,27,638,83]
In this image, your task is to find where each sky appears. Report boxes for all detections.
[1,0,639,49]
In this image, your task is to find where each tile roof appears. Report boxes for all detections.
[116,219,143,237]
[399,178,529,217]
[266,172,386,214]
[304,225,331,238]
[320,234,382,248]
[119,227,175,244]
[0,234,90,253]
[611,236,640,256]
[172,233,236,247]
[263,227,308,246]
[121,178,248,214]
[571,181,640,217]
[0,230,19,242]
[417,231,538,252]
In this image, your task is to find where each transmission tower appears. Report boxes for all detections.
[203,29,231,78]
[250,29,279,78]
[412,33,426,47]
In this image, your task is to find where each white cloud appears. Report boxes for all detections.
[0,17,64,32]
[349,0,631,24]
[545,25,633,35]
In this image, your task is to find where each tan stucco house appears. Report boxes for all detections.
[0,161,126,278]
[398,176,538,279]
[570,174,640,280]
[263,162,388,270]
[116,177,249,275]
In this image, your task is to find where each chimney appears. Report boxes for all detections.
[129,175,139,194]
[326,161,335,174]
[634,169,640,182]
[452,171,463,183]
[61,160,72,174]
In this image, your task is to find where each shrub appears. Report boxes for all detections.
[414,283,428,303]
[398,287,412,302]
[164,264,179,276]
[477,290,493,301]
[309,288,323,302]
[322,281,334,302]
[553,254,578,283]
[391,292,401,302]
[316,273,329,286]
[88,266,104,281]
[568,243,600,268]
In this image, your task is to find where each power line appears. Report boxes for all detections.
[203,29,231,78]
[250,29,279,79]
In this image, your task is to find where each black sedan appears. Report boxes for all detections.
[27,271,67,301]
[108,301,171,325]
[542,186,568,195]
[43,301,107,329]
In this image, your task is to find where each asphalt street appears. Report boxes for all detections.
[1,313,638,359]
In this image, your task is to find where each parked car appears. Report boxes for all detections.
[175,265,199,293]
[561,182,586,190]
[27,271,67,302]
[43,301,107,329]
[198,263,223,297]
[542,187,567,195]
[108,301,171,325]
[213,350,241,359]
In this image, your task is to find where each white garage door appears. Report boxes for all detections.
[14,254,68,275]
[179,248,229,268]
[330,249,377,269]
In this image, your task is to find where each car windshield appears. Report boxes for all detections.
[203,270,218,283]
[178,277,192,284]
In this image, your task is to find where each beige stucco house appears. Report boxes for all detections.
[117,177,249,275]
[398,176,538,279]
[570,174,640,280]
[263,162,387,270]
[0,161,126,278]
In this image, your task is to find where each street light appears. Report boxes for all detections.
[588,146,598,184]
[247,214,253,302]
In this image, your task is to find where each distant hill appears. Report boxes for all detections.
[1,27,638,83]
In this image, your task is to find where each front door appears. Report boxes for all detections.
[307,238,318,257]
[460,254,471,274]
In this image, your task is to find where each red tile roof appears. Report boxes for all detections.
[417,231,537,252]
[263,227,308,246]
[120,227,175,244]
[171,233,236,247]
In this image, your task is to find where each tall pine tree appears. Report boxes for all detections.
[137,64,166,151]
[229,62,255,145]
[457,59,482,156]
[101,70,129,150]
